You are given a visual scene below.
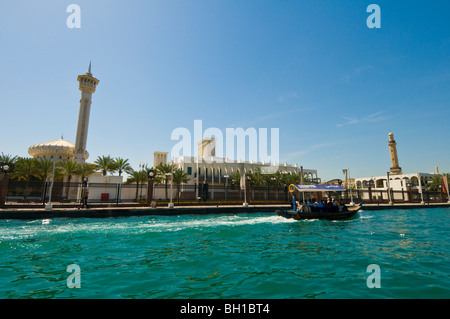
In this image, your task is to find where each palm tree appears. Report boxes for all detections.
[0,153,18,165]
[248,168,266,187]
[58,160,80,199]
[77,163,96,180]
[229,170,241,186]
[13,158,38,182]
[267,171,283,187]
[156,163,173,200]
[36,158,55,182]
[112,157,132,176]
[0,153,18,176]
[94,155,115,176]
[427,175,443,191]
[12,157,39,200]
[172,168,190,202]
[126,169,148,201]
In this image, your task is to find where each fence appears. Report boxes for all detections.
[2,180,449,207]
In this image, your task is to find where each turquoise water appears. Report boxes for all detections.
[0,208,449,299]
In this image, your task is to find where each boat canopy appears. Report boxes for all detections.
[291,184,346,192]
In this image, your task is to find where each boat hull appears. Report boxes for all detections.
[277,206,361,220]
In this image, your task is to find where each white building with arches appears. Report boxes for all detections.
[354,172,436,193]
[156,138,319,187]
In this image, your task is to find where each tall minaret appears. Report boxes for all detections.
[74,62,99,163]
[388,132,402,175]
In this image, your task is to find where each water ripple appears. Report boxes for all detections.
[0,209,449,298]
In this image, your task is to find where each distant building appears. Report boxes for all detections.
[27,63,98,163]
[153,152,168,167]
[28,137,88,162]
[154,138,319,187]
[354,132,438,198]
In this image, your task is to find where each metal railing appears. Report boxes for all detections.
[2,180,449,207]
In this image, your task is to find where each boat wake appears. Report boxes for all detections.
[142,214,298,232]
[0,214,297,240]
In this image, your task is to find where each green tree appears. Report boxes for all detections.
[247,168,266,187]
[172,168,190,203]
[78,163,96,180]
[112,157,132,176]
[13,158,38,182]
[267,171,284,187]
[0,153,18,165]
[36,158,56,182]
[12,158,39,200]
[58,160,81,199]
[427,175,443,191]
[94,155,116,176]
[156,163,173,200]
[0,153,18,176]
[126,169,148,201]
[229,170,241,186]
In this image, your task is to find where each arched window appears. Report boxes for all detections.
[376,179,385,188]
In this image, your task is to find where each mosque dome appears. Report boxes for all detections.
[28,137,89,161]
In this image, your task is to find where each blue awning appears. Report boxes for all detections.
[293,184,346,192]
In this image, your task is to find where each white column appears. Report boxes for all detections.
[418,174,425,204]
[211,167,214,200]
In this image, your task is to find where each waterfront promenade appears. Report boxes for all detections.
[1,202,449,220]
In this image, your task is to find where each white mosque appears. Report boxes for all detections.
[354,132,439,203]
[27,63,97,163]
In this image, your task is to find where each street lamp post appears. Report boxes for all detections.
[168,159,174,208]
[243,175,249,207]
[45,151,58,210]
[0,163,12,208]
[300,170,305,203]
[224,175,229,202]
[348,169,355,206]
[147,171,154,207]
[343,168,355,206]
[406,181,412,203]
[387,172,393,205]
[165,172,173,208]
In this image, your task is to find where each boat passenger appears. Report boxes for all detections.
[300,201,311,213]
[337,201,343,212]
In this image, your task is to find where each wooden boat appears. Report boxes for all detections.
[276,183,361,220]
[276,205,361,220]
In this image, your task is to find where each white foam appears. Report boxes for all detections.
[141,214,298,232]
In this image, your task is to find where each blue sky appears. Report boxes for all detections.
[1,0,449,181]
